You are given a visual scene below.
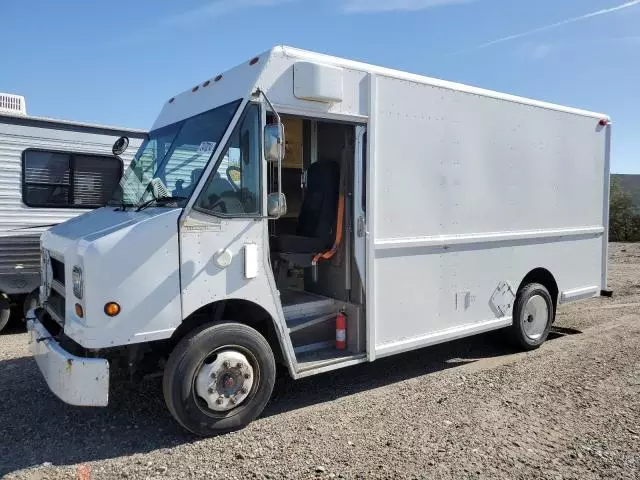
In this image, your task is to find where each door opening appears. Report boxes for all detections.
[267,116,366,368]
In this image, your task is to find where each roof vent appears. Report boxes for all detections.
[0,93,27,116]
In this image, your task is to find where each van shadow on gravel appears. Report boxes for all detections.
[0,327,579,476]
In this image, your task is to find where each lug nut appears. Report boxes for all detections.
[244,373,250,379]
[240,387,248,394]
[236,362,243,369]
[216,398,223,405]
[210,371,216,379]
[208,387,214,394]
[230,397,237,405]
[223,361,230,368]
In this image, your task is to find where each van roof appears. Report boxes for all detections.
[275,46,610,121]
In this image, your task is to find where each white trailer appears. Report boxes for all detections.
[27,47,611,435]
[0,93,146,331]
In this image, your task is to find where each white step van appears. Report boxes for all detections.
[27,47,611,435]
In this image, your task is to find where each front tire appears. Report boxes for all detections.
[163,322,276,436]
[510,283,554,350]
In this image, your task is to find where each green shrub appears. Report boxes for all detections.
[609,178,640,242]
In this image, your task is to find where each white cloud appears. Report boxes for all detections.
[612,35,640,44]
[342,0,473,13]
[167,0,473,21]
[166,0,299,26]
[530,44,553,60]
[455,0,640,54]
[515,35,639,60]
[514,42,554,61]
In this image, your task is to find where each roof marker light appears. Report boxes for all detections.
[169,97,175,104]
[203,80,211,87]
[599,119,608,126]
[214,75,223,82]
[249,57,259,66]
[192,85,199,92]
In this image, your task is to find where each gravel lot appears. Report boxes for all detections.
[1,244,639,480]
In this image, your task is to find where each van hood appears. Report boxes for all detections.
[48,207,174,241]
[42,207,182,259]
[40,206,183,348]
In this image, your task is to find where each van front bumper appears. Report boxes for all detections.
[27,311,109,407]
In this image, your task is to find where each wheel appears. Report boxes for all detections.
[510,283,554,350]
[163,321,276,436]
[0,293,10,333]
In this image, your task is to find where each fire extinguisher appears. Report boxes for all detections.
[336,311,347,350]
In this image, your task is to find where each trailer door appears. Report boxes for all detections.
[354,126,366,286]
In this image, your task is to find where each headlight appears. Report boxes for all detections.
[72,266,83,299]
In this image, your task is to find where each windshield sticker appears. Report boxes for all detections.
[197,141,216,155]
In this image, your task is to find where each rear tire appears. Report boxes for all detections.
[0,293,10,333]
[510,283,554,351]
[163,321,276,436]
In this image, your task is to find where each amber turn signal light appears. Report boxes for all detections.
[104,302,121,317]
[75,303,84,318]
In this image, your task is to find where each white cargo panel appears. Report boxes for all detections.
[368,75,608,357]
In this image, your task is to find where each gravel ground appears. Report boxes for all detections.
[1,243,639,480]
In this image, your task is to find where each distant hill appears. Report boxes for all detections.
[612,174,640,213]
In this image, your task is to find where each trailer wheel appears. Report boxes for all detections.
[0,293,10,333]
[163,321,276,436]
[510,283,553,350]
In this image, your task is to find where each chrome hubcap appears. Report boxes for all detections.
[195,350,254,412]
[521,295,549,340]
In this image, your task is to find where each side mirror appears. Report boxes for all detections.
[267,192,287,218]
[264,123,285,164]
[112,136,129,156]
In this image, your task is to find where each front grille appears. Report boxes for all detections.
[38,308,63,337]
[46,289,65,323]
[51,257,65,285]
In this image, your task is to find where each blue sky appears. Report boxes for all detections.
[1,0,638,172]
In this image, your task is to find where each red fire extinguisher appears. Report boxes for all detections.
[336,311,347,350]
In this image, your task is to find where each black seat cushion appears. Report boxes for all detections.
[296,161,340,242]
[271,160,340,255]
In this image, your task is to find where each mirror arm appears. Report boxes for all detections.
[255,88,281,126]
[255,88,283,219]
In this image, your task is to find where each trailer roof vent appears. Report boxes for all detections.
[0,93,27,116]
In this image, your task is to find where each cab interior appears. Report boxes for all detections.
[268,115,366,369]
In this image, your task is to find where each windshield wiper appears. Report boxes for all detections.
[108,199,136,211]
[136,196,188,212]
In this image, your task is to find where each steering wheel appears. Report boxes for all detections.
[206,195,227,214]
[226,166,241,192]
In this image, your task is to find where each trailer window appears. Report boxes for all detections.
[22,149,122,208]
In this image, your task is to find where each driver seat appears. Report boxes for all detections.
[173,168,204,198]
[270,160,340,256]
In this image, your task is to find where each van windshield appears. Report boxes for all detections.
[112,99,241,208]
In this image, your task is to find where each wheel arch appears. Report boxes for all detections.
[518,268,559,313]
[170,299,288,366]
